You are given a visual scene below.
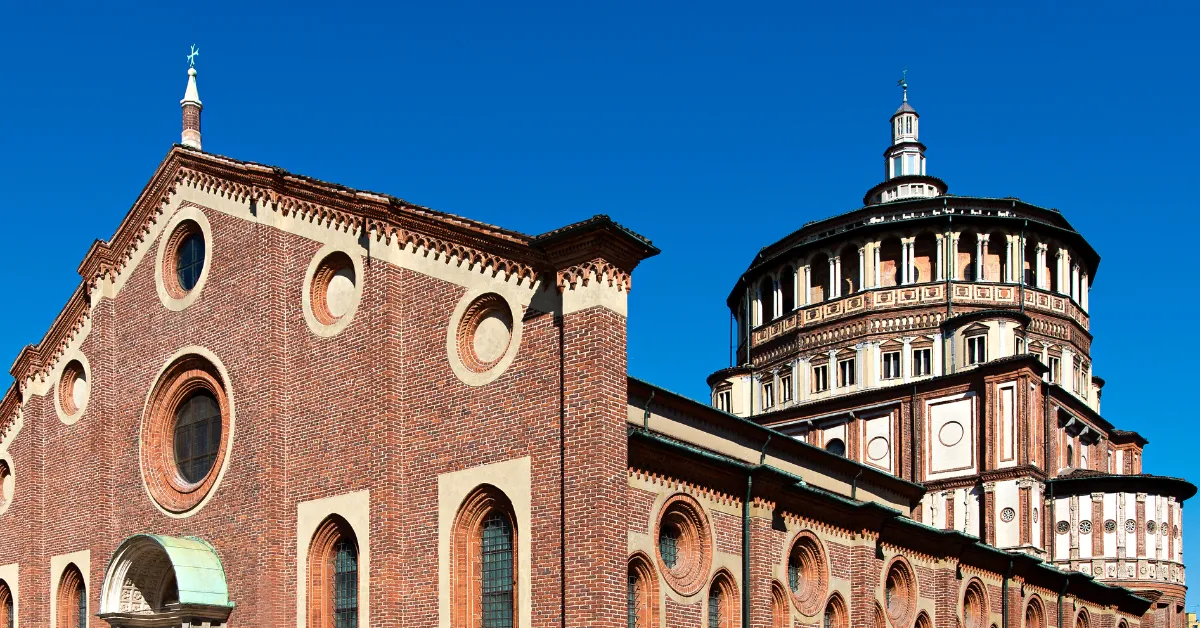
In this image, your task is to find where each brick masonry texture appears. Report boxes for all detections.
[0,193,637,628]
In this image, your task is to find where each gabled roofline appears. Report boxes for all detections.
[0,145,657,437]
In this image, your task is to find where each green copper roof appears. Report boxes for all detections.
[121,534,233,608]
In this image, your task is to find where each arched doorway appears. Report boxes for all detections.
[99,534,233,628]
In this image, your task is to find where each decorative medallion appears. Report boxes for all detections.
[938,421,965,447]
[1056,521,1070,535]
[1000,507,1015,523]
[1147,520,1156,534]
[867,437,890,462]
[1104,520,1116,533]
[1125,519,1137,533]
[1079,520,1092,534]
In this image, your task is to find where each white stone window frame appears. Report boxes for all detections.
[302,243,367,338]
[912,347,932,377]
[881,350,902,380]
[296,489,371,628]
[0,451,15,517]
[446,287,526,387]
[837,358,856,388]
[780,374,793,404]
[53,349,92,426]
[49,550,90,628]
[154,204,214,312]
[438,457,531,628]
[812,364,829,393]
[966,334,987,366]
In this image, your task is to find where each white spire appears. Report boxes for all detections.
[180,45,203,150]
[181,67,202,108]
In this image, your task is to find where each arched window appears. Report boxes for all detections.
[913,233,937,283]
[1075,609,1089,628]
[780,267,796,314]
[1066,443,1074,468]
[57,563,86,628]
[839,245,860,294]
[883,558,916,628]
[628,554,658,628]
[771,582,789,628]
[453,486,517,628]
[963,580,987,628]
[706,572,737,628]
[307,515,359,628]
[823,594,847,628]
[1,578,12,628]
[879,238,903,287]
[759,277,777,323]
[810,254,830,304]
[1025,597,1045,628]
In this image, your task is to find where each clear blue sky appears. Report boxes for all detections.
[2,0,1197,606]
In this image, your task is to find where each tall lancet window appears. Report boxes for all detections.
[307,515,359,628]
[453,486,518,628]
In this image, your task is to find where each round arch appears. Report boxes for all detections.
[98,534,233,628]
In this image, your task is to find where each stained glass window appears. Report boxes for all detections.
[333,537,358,628]
[174,391,222,483]
[176,233,206,292]
[481,513,514,628]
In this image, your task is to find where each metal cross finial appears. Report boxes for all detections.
[187,44,200,68]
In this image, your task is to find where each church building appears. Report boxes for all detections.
[0,63,1189,628]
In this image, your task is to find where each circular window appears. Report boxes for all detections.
[302,245,364,337]
[1079,520,1092,535]
[141,352,233,515]
[654,493,712,596]
[883,558,916,627]
[1104,520,1117,533]
[786,531,828,615]
[1147,521,1156,534]
[457,294,514,373]
[1033,508,1039,523]
[164,220,206,298]
[310,252,357,326]
[58,360,89,418]
[1125,519,1137,533]
[1000,507,1015,523]
[1056,521,1070,535]
[155,208,213,311]
[824,438,846,457]
[0,459,13,514]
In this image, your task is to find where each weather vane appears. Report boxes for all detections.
[187,44,200,68]
[897,68,908,101]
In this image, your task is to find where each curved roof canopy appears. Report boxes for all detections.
[99,534,233,623]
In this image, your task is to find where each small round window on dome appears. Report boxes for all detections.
[825,438,846,457]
